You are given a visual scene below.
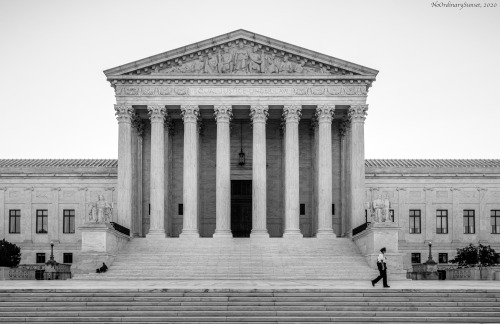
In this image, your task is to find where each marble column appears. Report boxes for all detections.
[283,105,303,238]
[348,105,368,230]
[316,104,335,238]
[250,105,270,238]
[180,105,200,238]
[147,105,166,237]
[339,117,350,236]
[115,105,134,232]
[213,105,232,238]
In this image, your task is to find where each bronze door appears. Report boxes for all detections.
[231,180,252,237]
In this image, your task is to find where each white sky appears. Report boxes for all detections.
[0,0,498,159]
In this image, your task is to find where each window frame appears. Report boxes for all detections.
[409,210,421,234]
[63,253,73,264]
[8,209,21,234]
[411,253,421,264]
[436,209,448,234]
[438,253,448,264]
[63,209,75,234]
[463,209,475,234]
[36,253,46,264]
[491,210,500,234]
[36,209,48,234]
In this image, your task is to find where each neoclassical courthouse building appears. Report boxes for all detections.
[1,30,499,274]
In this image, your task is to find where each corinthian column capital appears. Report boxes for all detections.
[348,104,368,122]
[250,105,269,124]
[282,105,302,123]
[315,104,335,123]
[147,105,167,123]
[181,105,199,124]
[114,105,134,123]
[214,105,232,123]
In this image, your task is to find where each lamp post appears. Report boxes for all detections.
[426,241,436,265]
[49,241,54,262]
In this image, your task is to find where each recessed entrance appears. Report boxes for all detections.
[231,180,252,237]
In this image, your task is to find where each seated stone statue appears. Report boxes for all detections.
[369,194,391,223]
[88,194,113,224]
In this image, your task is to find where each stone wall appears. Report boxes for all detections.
[366,166,500,270]
[0,166,117,266]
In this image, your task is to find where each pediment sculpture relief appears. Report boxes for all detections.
[148,43,346,76]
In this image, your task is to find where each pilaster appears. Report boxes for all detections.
[0,188,6,238]
[478,188,488,241]
[423,187,434,242]
[282,104,302,238]
[50,188,61,242]
[250,105,270,238]
[450,188,461,243]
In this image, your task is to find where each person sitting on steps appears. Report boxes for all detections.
[96,262,108,273]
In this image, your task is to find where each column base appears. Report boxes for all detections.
[213,230,233,238]
[179,229,200,239]
[315,231,336,239]
[146,229,166,238]
[283,229,303,239]
[250,230,270,238]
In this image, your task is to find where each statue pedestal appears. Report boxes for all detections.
[352,222,406,280]
[409,261,439,280]
[75,223,130,274]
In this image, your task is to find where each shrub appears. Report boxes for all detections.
[450,243,498,268]
[0,239,21,267]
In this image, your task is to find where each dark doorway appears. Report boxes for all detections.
[231,180,252,237]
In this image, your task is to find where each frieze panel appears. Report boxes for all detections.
[115,85,367,97]
[129,41,354,76]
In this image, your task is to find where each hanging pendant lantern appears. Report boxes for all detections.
[238,120,245,166]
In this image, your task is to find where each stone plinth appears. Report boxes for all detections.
[77,223,130,273]
[409,262,439,280]
[352,222,406,280]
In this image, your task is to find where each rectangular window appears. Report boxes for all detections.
[365,209,368,223]
[63,209,75,234]
[463,210,475,234]
[436,210,448,234]
[389,209,394,222]
[178,204,183,215]
[36,210,48,234]
[409,210,421,234]
[332,204,335,215]
[300,204,305,215]
[36,253,46,264]
[439,253,448,264]
[491,210,500,234]
[411,253,421,264]
[63,253,73,264]
[9,209,21,234]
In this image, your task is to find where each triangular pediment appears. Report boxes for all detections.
[104,29,378,78]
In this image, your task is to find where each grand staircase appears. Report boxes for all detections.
[1,288,499,323]
[75,237,378,280]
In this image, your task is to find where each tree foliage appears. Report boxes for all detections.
[450,243,498,268]
[0,239,21,267]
